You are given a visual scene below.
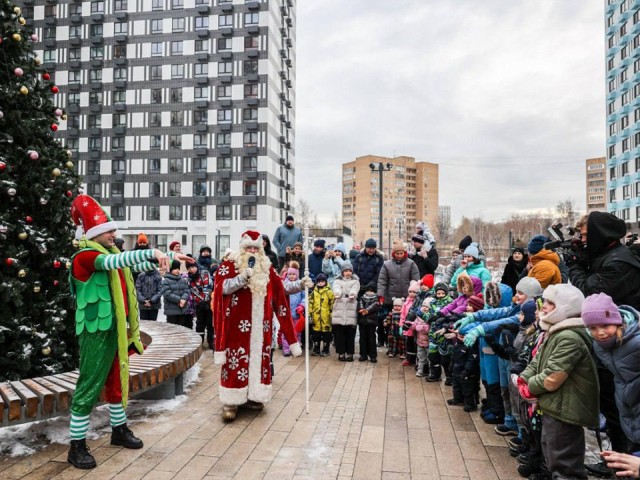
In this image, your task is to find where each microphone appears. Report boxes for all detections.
[248,256,255,268]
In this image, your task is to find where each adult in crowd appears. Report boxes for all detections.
[161,260,192,328]
[443,236,486,285]
[523,235,561,288]
[353,238,385,296]
[408,233,439,278]
[377,240,420,346]
[196,245,217,275]
[133,233,150,251]
[349,243,361,261]
[449,243,491,288]
[187,262,214,349]
[135,268,163,321]
[213,231,301,422]
[272,215,303,270]
[500,247,528,293]
[567,211,640,477]
[308,239,326,279]
[262,234,279,269]
[169,241,183,254]
[67,195,172,469]
[322,243,347,285]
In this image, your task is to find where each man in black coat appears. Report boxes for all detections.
[352,238,384,296]
[408,234,439,278]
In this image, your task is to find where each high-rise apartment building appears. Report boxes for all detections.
[605,0,640,225]
[342,155,439,250]
[23,0,295,256]
[586,157,607,213]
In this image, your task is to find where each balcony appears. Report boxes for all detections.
[219,124,232,132]
[220,27,233,36]
[286,38,293,47]
[219,146,231,155]
[67,104,80,114]
[113,150,125,158]
[247,98,258,107]
[280,27,288,37]
[115,11,127,20]
[70,14,81,23]
[114,80,127,90]
[90,103,101,113]
[219,74,232,84]
[89,127,102,136]
[111,196,124,205]
[245,122,258,131]
[115,35,127,44]
[68,83,81,92]
[196,76,209,85]
[247,74,259,82]
[69,37,82,47]
[246,171,258,179]
[90,58,103,68]
[114,103,126,112]
[196,52,209,62]
[196,5,209,14]
[221,3,233,12]
[114,57,127,66]
[195,124,208,133]
[286,17,292,27]
[67,128,80,137]
[246,26,260,35]
[90,35,103,45]
[113,126,126,136]
[69,60,81,69]
[90,82,103,90]
[197,29,209,38]
[218,170,231,179]
[247,1,260,11]
[285,59,292,68]
[246,146,258,154]
[195,100,209,109]
[44,17,57,26]
[247,50,259,59]
[195,148,208,156]
[220,52,232,61]
[85,174,100,182]
[90,13,104,23]
[195,171,207,180]
[218,195,231,204]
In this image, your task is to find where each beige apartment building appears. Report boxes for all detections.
[342,155,439,251]
[586,157,606,213]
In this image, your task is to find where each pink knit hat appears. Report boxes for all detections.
[582,293,622,327]
[287,267,299,278]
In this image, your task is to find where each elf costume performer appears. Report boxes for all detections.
[67,195,175,469]
[213,230,302,421]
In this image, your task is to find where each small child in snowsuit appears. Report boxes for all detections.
[385,298,404,357]
[283,265,305,357]
[308,273,334,356]
[410,297,433,376]
[447,327,481,412]
[400,281,420,364]
[358,285,380,363]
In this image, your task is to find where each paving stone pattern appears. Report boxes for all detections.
[0,349,527,479]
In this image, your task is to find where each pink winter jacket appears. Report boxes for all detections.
[399,295,416,337]
[409,317,430,347]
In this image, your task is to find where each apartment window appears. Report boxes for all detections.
[151,42,163,56]
[114,45,126,58]
[195,0,209,4]
[113,90,126,104]
[69,48,81,62]
[88,115,101,128]
[43,27,55,40]
[151,135,162,149]
[169,206,183,220]
[217,37,232,51]
[112,159,125,174]
[193,181,207,196]
[243,132,258,147]
[171,40,183,55]
[87,161,100,175]
[243,108,258,122]
[217,205,231,220]
[610,166,617,180]
[609,101,615,115]
[170,87,182,102]
[217,109,232,123]
[193,158,207,172]
[243,181,257,195]
[242,156,257,171]
[171,64,184,79]
[217,85,231,98]
[147,205,160,220]
[112,137,125,150]
[195,16,208,30]
[244,12,259,25]
[114,67,127,81]
[621,0,628,13]
[171,111,183,126]
[621,45,629,60]
[70,3,81,14]
[150,65,162,80]
[171,0,183,9]
[151,89,162,104]
[152,0,163,10]
[622,91,630,106]
[217,133,231,147]
[622,208,630,220]
[218,62,232,74]
[610,122,617,136]
[194,63,208,77]
[172,18,185,33]
[114,0,127,11]
[610,190,617,203]
[192,205,207,221]
[609,79,616,92]
[111,206,125,221]
[90,46,104,59]
[217,157,231,171]
[151,19,162,34]
[635,83,640,97]
[608,58,615,71]
[112,113,126,127]
[622,161,630,176]
[91,1,105,14]
[169,158,182,173]
[195,39,209,52]
[68,116,80,129]
[44,4,57,16]
[70,27,82,39]
[149,182,161,197]
[67,138,79,150]
[44,50,56,62]
[636,157,640,172]
[194,110,208,125]
[216,181,230,195]
[169,182,181,196]
[623,138,630,152]
[149,158,161,173]
[89,137,102,150]
[68,93,80,106]
[194,87,209,99]
[622,115,629,129]
[620,69,628,83]
[169,135,182,148]
[218,14,232,27]
[87,183,101,197]
[637,182,640,196]
[244,36,259,50]
[241,205,257,220]
[194,134,207,147]
[244,84,258,98]
[90,24,103,36]
[150,112,161,127]
[111,182,124,197]
[114,22,128,35]
[244,60,258,75]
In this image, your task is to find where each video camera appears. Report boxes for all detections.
[625,232,639,247]
[543,223,582,257]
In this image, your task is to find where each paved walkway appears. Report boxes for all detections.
[0,350,520,480]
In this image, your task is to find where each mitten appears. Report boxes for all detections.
[454,313,475,330]
[241,267,254,280]
[463,325,484,347]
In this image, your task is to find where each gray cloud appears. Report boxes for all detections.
[295,1,604,225]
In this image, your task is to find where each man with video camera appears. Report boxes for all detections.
[567,211,640,477]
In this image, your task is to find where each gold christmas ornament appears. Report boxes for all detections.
[65,161,74,169]
[41,346,51,356]
[12,33,21,41]
[34,56,42,65]
[65,261,71,269]
[14,6,21,14]
[18,232,28,240]
[52,168,61,177]
[61,114,67,121]
[33,282,41,293]
[18,17,25,25]
[19,86,28,95]
[18,269,26,278]
[66,150,72,158]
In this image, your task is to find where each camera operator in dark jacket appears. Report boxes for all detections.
[408,234,439,278]
[567,211,640,477]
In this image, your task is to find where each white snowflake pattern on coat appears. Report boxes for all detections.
[221,369,228,381]
[231,294,238,306]
[238,319,251,332]
[263,320,270,332]
[263,367,269,380]
[278,305,287,317]
[217,265,229,276]
[237,368,248,381]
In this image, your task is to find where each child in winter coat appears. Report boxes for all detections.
[331,262,360,362]
[385,298,404,357]
[309,273,334,356]
[447,326,480,412]
[410,297,433,377]
[426,282,453,317]
[439,274,483,316]
[358,285,380,363]
[161,260,192,328]
[400,280,420,365]
[283,265,305,357]
[412,274,435,315]
[135,268,163,320]
[519,284,599,480]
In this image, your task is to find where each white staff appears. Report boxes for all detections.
[303,225,311,414]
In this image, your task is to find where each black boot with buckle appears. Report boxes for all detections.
[111,424,144,449]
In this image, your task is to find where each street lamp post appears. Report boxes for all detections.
[370,162,393,252]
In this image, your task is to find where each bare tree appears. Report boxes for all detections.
[328,211,342,229]
[556,199,579,227]
[295,199,314,227]
[433,212,451,245]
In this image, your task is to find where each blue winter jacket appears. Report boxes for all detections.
[468,284,520,336]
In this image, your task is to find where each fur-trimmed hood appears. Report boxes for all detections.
[457,274,482,297]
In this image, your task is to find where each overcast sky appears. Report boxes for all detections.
[294,1,605,226]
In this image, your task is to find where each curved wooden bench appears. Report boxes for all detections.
[0,321,202,427]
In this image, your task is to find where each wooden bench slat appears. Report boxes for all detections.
[10,381,39,418]
[31,377,70,412]
[21,379,55,415]
[0,383,22,421]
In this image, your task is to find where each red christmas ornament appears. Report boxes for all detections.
[50,124,58,132]
[25,216,33,223]
[51,86,59,94]
[5,258,15,266]
[0,161,6,171]
[65,190,73,197]
[53,260,61,269]
[43,73,50,81]
[53,280,59,287]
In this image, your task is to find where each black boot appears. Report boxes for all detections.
[111,424,144,449]
[311,342,320,356]
[67,439,97,469]
[321,343,330,357]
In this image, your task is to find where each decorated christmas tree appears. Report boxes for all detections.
[0,0,81,380]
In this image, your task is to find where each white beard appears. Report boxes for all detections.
[236,250,271,298]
